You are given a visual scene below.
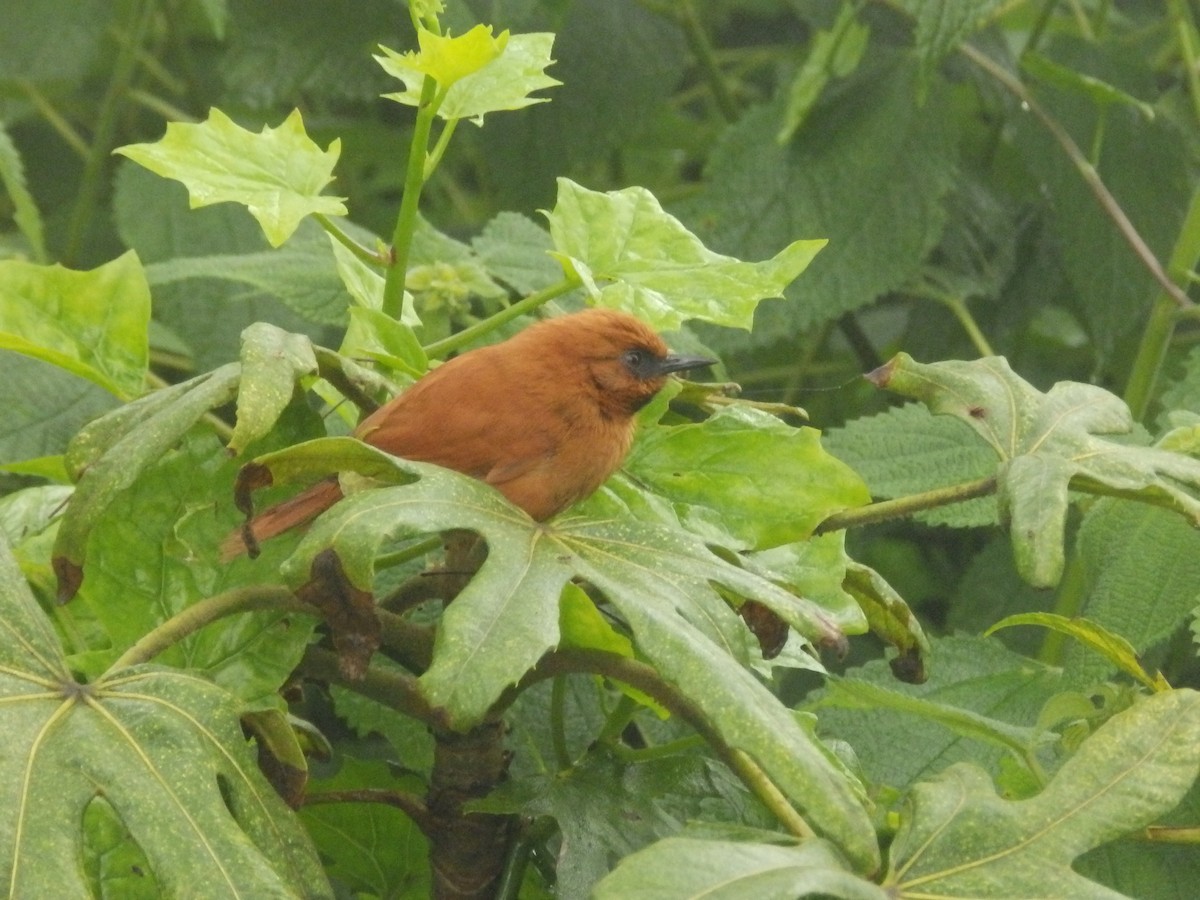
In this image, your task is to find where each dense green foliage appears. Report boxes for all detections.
[2,0,1200,897]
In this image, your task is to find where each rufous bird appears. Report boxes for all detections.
[221,308,714,559]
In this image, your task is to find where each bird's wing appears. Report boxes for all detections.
[356,349,558,481]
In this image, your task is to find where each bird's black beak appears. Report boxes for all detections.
[655,353,717,376]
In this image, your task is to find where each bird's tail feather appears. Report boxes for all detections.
[219,478,344,561]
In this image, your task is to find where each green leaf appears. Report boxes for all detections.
[885,689,1200,896]
[987,613,1165,691]
[777,4,869,142]
[743,534,869,642]
[1023,52,1156,118]
[144,220,353,327]
[407,216,506,309]
[68,434,319,706]
[0,0,110,83]
[559,582,633,657]
[480,3,688,212]
[0,535,332,897]
[116,108,347,248]
[626,406,869,550]
[300,757,430,897]
[216,0,400,110]
[481,749,682,895]
[0,352,119,468]
[53,366,242,603]
[812,636,1063,791]
[820,678,1044,763]
[1011,42,1188,367]
[1066,500,1200,688]
[229,323,318,455]
[330,660,435,773]
[376,29,559,122]
[0,252,150,399]
[692,54,955,342]
[245,439,878,871]
[392,24,511,89]
[595,835,887,900]
[870,353,1200,586]
[893,0,1004,80]
[341,308,427,378]
[471,211,560,295]
[822,401,999,528]
[843,560,931,683]
[82,795,158,899]
[0,121,46,261]
[547,178,825,332]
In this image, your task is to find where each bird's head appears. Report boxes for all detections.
[531,309,715,418]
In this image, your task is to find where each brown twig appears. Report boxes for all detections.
[960,43,1193,310]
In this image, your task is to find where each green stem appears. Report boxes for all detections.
[1038,553,1088,665]
[594,692,641,746]
[106,586,302,672]
[494,818,558,900]
[424,118,459,180]
[374,534,445,571]
[300,644,438,724]
[1089,105,1108,168]
[1142,825,1200,844]
[1020,0,1063,59]
[125,88,195,124]
[937,292,997,357]
[1167,0,1200,123]
[19,80,89,157]
[1123,183,1200,420]
[961,43,1193,311]
[550,676,572,770]
[609,734,704,763]
[730,749,816,839]
[316,213,386,267]
[815,476,998,535]
[421,275,582,359]
[678,0,739,122]
[66,0,156,262]
[384,77,442,319]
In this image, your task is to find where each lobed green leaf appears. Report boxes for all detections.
[243,440,878,870]
[872,353,1200,586]
[547,179,825,332]
[0,535,330,897]
[116,109,346,248]
[886,689,1200,897]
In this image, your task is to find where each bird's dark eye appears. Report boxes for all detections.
[621,348,658,378]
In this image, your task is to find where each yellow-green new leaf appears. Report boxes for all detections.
[116,109,346,247]
[376,30,558,122]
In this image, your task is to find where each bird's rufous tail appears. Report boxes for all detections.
[219,478,344,561]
